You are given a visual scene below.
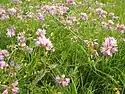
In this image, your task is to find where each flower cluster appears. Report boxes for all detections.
[66,16,77,25]
[116,24,125,33]
[95,8,107,18]
[66,0,75,5]
[7,8,17,16]
[0,50,9,69]
[42,4,69,15]
[17,32,27,48]
[2,81,19,94]
[34,29,54,51]
[102,20,114,30]
[80,13,88,21]
[1,0,125,93]
[0,8,9,20]
[56,75,70,87]
[12,0,20,4]
[36,13,44,22]
[101,37,117,56]
[7,26,16,37]
[0,8,6,16]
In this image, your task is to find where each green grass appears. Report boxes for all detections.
[0,0,125,94]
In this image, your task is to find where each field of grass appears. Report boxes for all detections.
[0,0,125,94]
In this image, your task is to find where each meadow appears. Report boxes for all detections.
[0,0,125,94]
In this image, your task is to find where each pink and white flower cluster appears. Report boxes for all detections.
[42,5,69,15]
[116,24,125,33]
[7,26,16,37]
[2,81,19,94]
[7,8,17,16]
[102,20,114,30]
[36,13,44,22]
[17,32,27,48]
[66,16,77,25]
[80,13,88,21]
[0,50,9,69]
[101,37,117,56]
[56,74,70,87]
[66,0,75,5]
[95,8,107,18]
[0,8,6,16]
[34,29,54,51]
[0,8,9,20]
[12,0,20,4]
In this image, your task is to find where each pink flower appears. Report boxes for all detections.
[2,81,19,94]
[17,32,26,47]
[12,0,20,4]
[41,5,69,15]
[95,8,107,17]
[0,50,9,70]
[61,81,69,87]
[7,8,17,15]
[116,24,125,33]
[34,29,54,51]
[11,81,19,94]
[43,38,53,51]
[10,61,15,67]
[36,13,44,22]
[55,76,61,83]
[41,5,52,14]
[0,8,6,15]
[2,89,8,94]
[0,61,6,69]
[58,6,69,15]
[0,50,9,69]
[36,29,46,37]
[62,78,70,87]
[102,20,114,30]
[35,37,53,51]
[0,50,9,57]
[68,16,76,22]
[101,37,117,56]
[66,0,75,4]
[66,16,77,25]
[7,27,16,37]
[0,55,4,60]
[56,75,70,87]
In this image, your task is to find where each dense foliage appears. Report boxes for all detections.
[0,0,125,94]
